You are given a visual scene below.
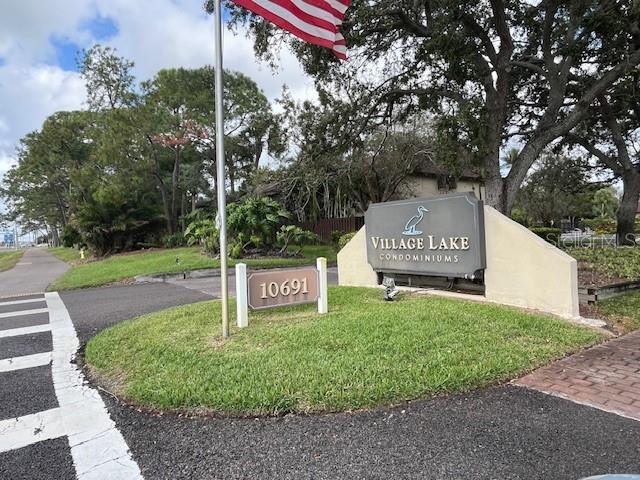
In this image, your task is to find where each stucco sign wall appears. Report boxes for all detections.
[364,192,486,278]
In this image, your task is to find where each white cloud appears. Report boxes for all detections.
[0,63,85,140]
[0,0,316,213]
[0,64,85,192]
[0,1,96,65]
[93,0,315,102]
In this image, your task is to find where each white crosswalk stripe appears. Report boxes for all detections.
[0,351,52,372]
[0,323,51,338]
[0,307,49,319]
[0,297,46,307]
[0,292,143,479]
[0,407,64,453]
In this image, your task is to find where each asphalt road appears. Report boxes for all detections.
[104,386,640,480]
[0,294,73,480]
[58,283,640,480]
[61,282,210,344]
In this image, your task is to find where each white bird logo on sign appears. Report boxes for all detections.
[403,206,429,236]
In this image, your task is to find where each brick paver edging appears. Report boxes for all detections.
[515,330,640,422]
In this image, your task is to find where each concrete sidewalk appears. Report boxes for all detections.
[0,249,69,298]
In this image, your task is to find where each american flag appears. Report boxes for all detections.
[232,0,350,59]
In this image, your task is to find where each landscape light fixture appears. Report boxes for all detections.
[382,277,400,302]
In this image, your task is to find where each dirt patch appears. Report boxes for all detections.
[579,302,634,335]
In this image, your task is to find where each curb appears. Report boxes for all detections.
[135,268,222,283]
[135,263,338,284]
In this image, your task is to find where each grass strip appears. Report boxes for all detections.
[49,245,336,290]
[86,286,604,416]
[598,292,640,334]
[47,247,83,263]
[0,250,24,272]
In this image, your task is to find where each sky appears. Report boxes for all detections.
[0,0,316,214]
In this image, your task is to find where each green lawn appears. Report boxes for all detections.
[49,245,336,291]
[598,292,640,334]
[0,250,24,272]
[48,247,83,263]
[86,286,604,416]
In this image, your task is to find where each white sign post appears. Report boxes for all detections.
[235,263,248,328]
[317,257,328,314]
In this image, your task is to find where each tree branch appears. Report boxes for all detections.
[598,94,633,170]
[389,9,430,37]
[459,12,498,64]
[490,0,514,53]
[565,132,623,175]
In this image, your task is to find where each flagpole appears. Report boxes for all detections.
[213,0,230,338]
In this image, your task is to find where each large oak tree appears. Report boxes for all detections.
[220,0,640,213]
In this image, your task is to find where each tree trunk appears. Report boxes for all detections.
[150,145,173,234]
[228,160,236,195]
[181,192,187,231]
[481,87,509,213]
[617,169,640,246]
[484,169,507,213]
[155,176,172,234]
[254,144,263,170]
[170,147,181,234]
[50,225,60,247]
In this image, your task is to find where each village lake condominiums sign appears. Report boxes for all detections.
[365,192,486,279]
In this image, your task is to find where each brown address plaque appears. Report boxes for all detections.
[247,267,319,310]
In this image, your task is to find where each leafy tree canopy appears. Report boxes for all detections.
[220,0,640,214]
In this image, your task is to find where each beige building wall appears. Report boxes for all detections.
[337,206,580,319]
[483,206,579,318]
[408,176,486,201]
[337,226,378,287]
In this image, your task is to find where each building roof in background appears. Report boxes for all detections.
[413,160,483,182]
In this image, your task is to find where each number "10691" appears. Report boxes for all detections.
[260,278,309,299]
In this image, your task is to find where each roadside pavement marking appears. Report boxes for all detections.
[0,297,46,307]
[0,407,64,453]
[0,292,45,301]
[44,292,143,480]
[0,351,52,372]
[16,262,33,266]
[0,323,52,338]
[0,307,49,319]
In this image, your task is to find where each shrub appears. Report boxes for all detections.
[331,230,346,246]
[529,227,560,245]
[161,232,186,248]
[183,208,213,224]
[61,225,83,248]
[228,241,243,259]
[184,220,219,254]
[227,197,291,253]
[583,217,617,235]
[338,232,356,250]
[73,178,166,256]
[277,225,319,254]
